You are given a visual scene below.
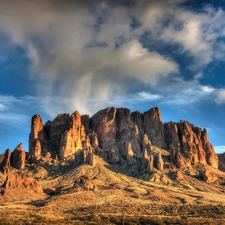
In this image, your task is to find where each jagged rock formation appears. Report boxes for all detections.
[164,120,218,168]
[29,114,47,158]
[27,106,218,171]
[0,144,27,173]
[11,143,26,169]
[1,174,42,195]
[0,149,11,175]
[29,112,89,160]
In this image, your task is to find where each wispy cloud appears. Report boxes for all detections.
[215,146,225,154]
[164,85,215,106]
[0,95,43,130]
[138,91,162,101]
[0,1,224,116]
[216,89,225,104]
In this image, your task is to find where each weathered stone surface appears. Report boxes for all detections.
[142,148,149,163]
[0,149,11,175]
[82,139,95,166]
[143,107,164,148]
[29,114,47,157]
[81,114,90,133]
[28,106,218,170]
[143,134,153,154]
[88,131,99,150]
[73,175,96,191]
[90,107,117,152]
[33,166,48,179]
[218,152,225,172]
[202,170,217,183]
[203,129,218,168]
[156,153,164,171]
[164,122,180,152]
[109,146,121,164]
[165,120,218,169]
[147,154,155,173]
[11,143,26,169]
[59,111,86,159]
[87,151,95,166]
[170,144,187,168]
[3,174,42,192]
[169,170,184,181]
[126,143,135,163]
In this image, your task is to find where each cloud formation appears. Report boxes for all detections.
[0,0,224,115]
[216,89,225,104]
[0,95,42,129]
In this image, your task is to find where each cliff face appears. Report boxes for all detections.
[28,106,218,169]
[164,120,218,168]
[29,112,88,160]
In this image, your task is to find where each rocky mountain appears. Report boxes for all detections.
[1,106,225,224]
[27,106,218,170]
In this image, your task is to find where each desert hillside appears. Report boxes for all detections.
[1,106,225,224]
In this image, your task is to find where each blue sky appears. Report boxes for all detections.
[0,0,225,154]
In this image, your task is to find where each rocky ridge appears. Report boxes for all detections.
[0,106,220,198]
[28,106,218,170]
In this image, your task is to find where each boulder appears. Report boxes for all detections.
[202,170,217,183]
[73,175,96,191]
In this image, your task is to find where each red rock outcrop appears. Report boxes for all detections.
[11,143,26,169]
[0,149,11,175]
[73,175,96,191]
[28,106,218,170]
[165,120,218,168]
[29,111,90,160]
[143,107,164,148]
[90,107,161,163]
[3,174,42,193]
[147,154,155,173]
[29,114,47,157]
[156,152,164,171]
[90,107,117,152]
[58,111,86,159]
[202,170,217,183]
[82,139,95,166]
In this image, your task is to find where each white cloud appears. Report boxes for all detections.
[161,83,216,106]
[216,89,225,104]
[0,1,224,116]
[138,91,162,101]
[156,5,225,67]
[214,146,225,154]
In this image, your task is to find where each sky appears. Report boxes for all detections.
[0,0,225,154]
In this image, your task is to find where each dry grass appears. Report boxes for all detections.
[1,153,225,224]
